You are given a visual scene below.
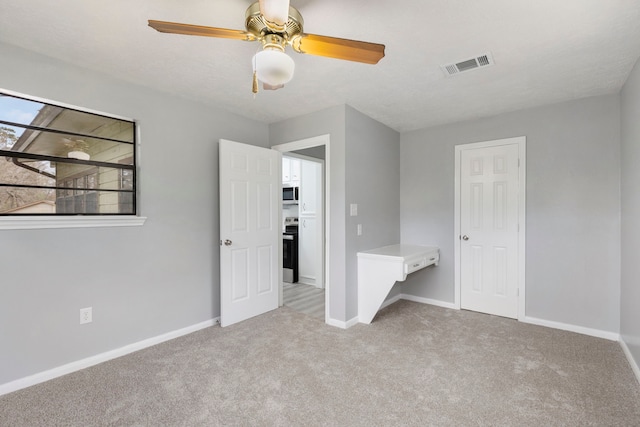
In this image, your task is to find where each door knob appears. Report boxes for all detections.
[462,235,469,241]
[224,239,232,246]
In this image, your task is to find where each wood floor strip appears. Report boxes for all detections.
[283,283,324,319]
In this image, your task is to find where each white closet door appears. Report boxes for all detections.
[460,142,520,319]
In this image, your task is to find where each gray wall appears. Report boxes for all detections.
[1,38,631,386]
[269,106,348,321]
[292,145,326,160]
[0,42,268,384]
[269,105,400,322]
[345,106,401,319]
[621,57,640,366]
[400,95,621,333]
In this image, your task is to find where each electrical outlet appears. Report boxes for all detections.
[80,307,92,324]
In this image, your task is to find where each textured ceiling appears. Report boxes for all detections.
[1,0,640,132]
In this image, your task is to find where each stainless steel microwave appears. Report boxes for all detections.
[283,186,299,204]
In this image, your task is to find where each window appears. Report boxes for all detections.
[118,157,134,214]
[0,90,136,215]
[56,169,99,214]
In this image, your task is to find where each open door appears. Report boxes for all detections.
[219,139,281,327]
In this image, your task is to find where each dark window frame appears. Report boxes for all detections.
[0,91,137,216]
[118,156,134,214]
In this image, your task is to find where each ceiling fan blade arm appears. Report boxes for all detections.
[291,33,385,64]
[148,20,256,41]
[258,0,290,30]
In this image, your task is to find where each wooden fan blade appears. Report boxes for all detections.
[291,33,385,64]
[258,0,290,29]
[148,20,256,41]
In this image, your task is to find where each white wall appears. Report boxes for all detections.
[0,42,268,385]
[621,57,640,367]
[400,95,621,334]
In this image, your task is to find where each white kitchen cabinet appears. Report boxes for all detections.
[282,157,291,183]
[299,160,319,215]
[298,216,317,285]
[282,157,300,186]
[298,159,323,287]
[290,158,300,183]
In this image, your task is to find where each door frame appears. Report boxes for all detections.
[272,134,330,324]
[283,152,324,289]
[454,136,527,321]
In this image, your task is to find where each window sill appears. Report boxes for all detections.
[0,216,147,230]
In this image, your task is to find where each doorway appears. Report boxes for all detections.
[272,135,330,323]
[454,136,526,320]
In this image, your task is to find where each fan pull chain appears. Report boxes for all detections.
[252,48,259,97]
[252,70,259,96]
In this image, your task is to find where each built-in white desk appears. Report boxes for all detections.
[357,244,439,324]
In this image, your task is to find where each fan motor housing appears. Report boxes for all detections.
[245,2,303,42]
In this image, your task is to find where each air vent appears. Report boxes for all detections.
[441,52,495,76]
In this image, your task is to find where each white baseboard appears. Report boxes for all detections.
[0,318,219,397]
[326,316,359,329]
[522,316,619,341]
[400,294,457,310]
[325,317,344,328]
[297,278,316,287]
[353,294,451,325]
[620,338,640,385]
[397,295,620,342]
[381,294,402,309]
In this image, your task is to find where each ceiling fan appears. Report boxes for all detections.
[148,0,385,93]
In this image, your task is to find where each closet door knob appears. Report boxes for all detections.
[462,235,469,241]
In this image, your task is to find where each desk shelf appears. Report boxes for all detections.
[357,244,439,324]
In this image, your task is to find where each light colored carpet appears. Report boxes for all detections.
[283,282,325,319]
[1,300,639,426]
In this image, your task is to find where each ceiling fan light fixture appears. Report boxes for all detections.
[149,0,386,94]
[252,48,295,86]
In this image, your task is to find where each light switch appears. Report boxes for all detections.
[350,203,358,216]
[357,224,362,236]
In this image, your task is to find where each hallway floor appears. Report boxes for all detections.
[283,282,324,320]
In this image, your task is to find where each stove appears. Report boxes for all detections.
[283,217,299,283]
[284,216,299,228]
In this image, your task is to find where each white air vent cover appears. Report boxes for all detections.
[442,52,495,76]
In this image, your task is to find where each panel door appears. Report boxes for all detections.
[219,139,280,327]
[460,143,520,318]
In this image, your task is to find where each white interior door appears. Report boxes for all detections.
[219,139,280,327]
[459,141,521,318]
